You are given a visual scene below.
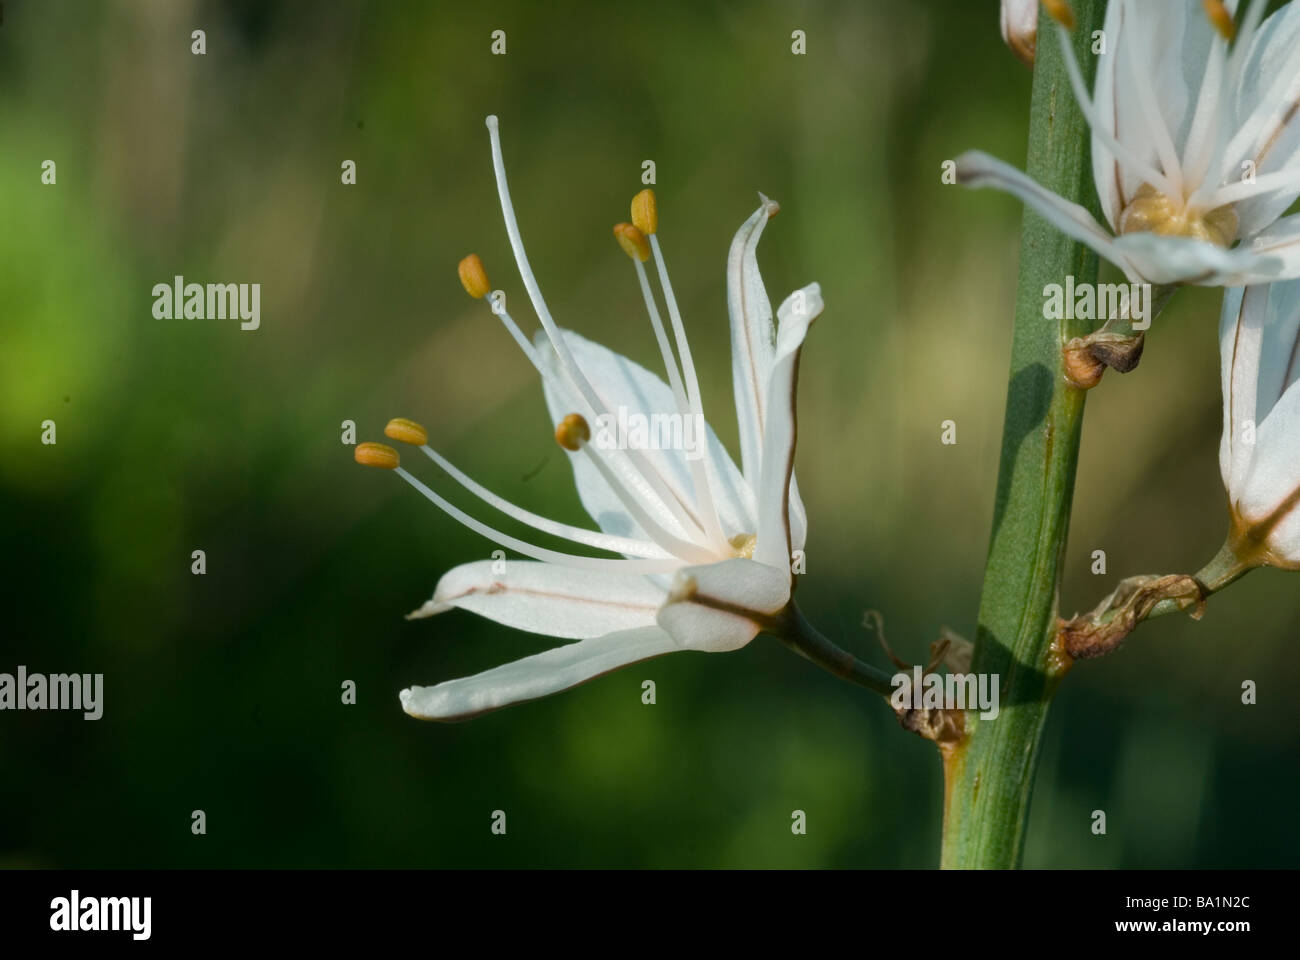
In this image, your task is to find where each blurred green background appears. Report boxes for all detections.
[2,0,1297,868]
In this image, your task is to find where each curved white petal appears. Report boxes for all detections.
[407,559,665,640]
[1219,284,1264,495]
[1226,0,1300,235]
[1220,277,1300,564]
[1252,277,1300,416]
[754,284,821,574]
[1090,0,1125,229]
[1243,214,1300,282]
[537,328,756,543]
[657,558,791,653]
[400,626,680,721]
[1240,377,1300,529]
[1000,0,1038,65]
[727,196,781,491]
[1110,230,1286,286]
[955,151,1142,281]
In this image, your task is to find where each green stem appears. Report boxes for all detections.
[774,604,896,697]
[1142,541,1252,621]
[940,3,1106,870]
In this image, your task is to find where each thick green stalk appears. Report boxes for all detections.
[941,3,1105,869]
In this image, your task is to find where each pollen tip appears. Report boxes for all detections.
[1042,0,1076,30]
[458,254,491,299]
[757,191,780,218]
[485,115,499,130]
[613,222,651,262]
[631,188,658,235]
[1202,0,1235,41]
[384,417,429,446]
[355,441,400,470]
[554,413,591,452]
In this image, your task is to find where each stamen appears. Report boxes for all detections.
[613,223,650,262]
[647,225,727,548]
[1211,167,1300,209]
[631,188,657,236]
[1190,0,1280,208]
[1042,0,1075,30]
[1121,8,1183,198]
[1200,40,1300,207]
[1053,25,1179,199]
[555,414,719,564]
[458,254,491,299]
[384,417,429,446]
[555,412,591,451]
[615,221,691,416]
[1119,183,1238,246]
[484,115,710,545]
[1180,13,1230,188]
[728,533,757,559]
[1203,0,1235,42]
[416,443,672,559]
[393,466,682,574]
[355,442,400,469]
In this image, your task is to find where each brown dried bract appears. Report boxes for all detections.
[1061,574,1205,660]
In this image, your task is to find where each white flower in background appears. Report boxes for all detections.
[1219,278,1300,567]
[1001,0,1041,66]
[962,0,1300,287]
[354,116,824,721]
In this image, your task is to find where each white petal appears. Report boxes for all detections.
[955,151,1142,281]
[537,328,756,542]
[1219,284,1264,497]
[1243,214,1300,282]
[1220,276,1300,564]
[754,284,821,574]
[657,558,791,653]
[407,559,665,640]
[727,197,781,491]
[1090,0,1125,229]
[400,626,680,721]
[999,0,1037,65]
[1252,276,1300,416]
[1227,1,1300,235]
[1110,230,1286,286]
[1240,377,1300,549]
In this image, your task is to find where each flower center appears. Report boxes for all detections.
[1118,183,1238,248]
[728,533,757,559]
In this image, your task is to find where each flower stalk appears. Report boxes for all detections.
[940,0,1106,869]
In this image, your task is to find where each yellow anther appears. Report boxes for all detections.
[1119,183,1238,248]
[1203,0,1235,41]
[1042,0,1075,30]
[355,441,400,470]
[631,188,658,236]
[384,417,429,446]
[458,254,491,299]
[613,222,650,262]
[728,533,757,559]
[554,413,591,452]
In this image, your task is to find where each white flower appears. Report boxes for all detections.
[960,0,1300,287]
[1219,277,1300,567]
[358,116,824,721]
